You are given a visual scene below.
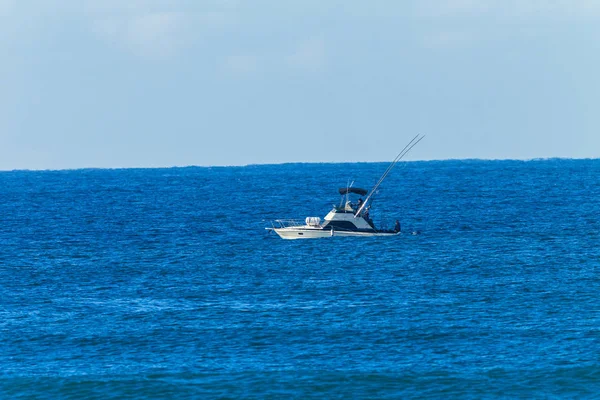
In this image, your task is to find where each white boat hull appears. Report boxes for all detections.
[269,227,399,240]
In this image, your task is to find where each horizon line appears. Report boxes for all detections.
[1,156,599,173]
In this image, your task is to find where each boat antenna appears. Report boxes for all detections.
[355,134,425,217]
[340,179,354,207]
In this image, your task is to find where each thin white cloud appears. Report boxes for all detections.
[83,0,238,18]
[417,0,600,18]
[423,31,473,49]
[86,0,234,59]
[92,12,190,59]
[497,0,600,19]
[416,0,493,17]
[286,37,326,71]
[224,54,259,74]
[84,0,190,15]
[416,0,600,50]
[128,12,189,58]
[0,0,15,17]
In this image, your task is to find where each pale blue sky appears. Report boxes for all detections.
[1,0,599,169]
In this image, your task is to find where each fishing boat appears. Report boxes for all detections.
[267,134,425,240]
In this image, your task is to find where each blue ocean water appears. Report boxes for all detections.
[1,159,600,399]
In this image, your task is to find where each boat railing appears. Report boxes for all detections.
[271,219,308,229]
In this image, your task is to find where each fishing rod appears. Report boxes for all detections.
[372,134,424,193]
[355,134,424,216]
[355,134,425,217]
[375,134,424,191]
[368,134,419,194]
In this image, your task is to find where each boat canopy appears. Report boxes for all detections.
[338,187,368,196]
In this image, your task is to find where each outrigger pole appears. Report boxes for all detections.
[355,134,425,217]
